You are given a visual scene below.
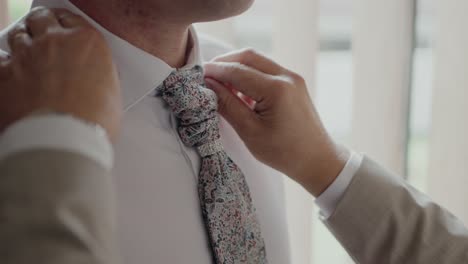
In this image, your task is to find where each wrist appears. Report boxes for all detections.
[294,141,350,197]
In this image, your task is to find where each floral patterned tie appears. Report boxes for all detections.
[156,66,268,264]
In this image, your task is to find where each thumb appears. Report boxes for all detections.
[205,78,258,137]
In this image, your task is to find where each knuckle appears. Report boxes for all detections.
[28,6,51,16]
[241,48,257,57]
[55,9,90,27]
[8,24,27,39]
[288,71,306,85]
[26,6,52,22]
[240,48,258,61]
[272,77,290,89]
[271,77,291,96]
[226,62,244,75]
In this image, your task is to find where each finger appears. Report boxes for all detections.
[205,78,258,136]
[204,62,276,102]
[7,24,32,53]
[212,48,285,76]
[25,7,62,37]
[54,9,91,28]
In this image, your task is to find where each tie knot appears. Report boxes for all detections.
[157,66,221,151]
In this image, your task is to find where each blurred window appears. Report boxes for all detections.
[8,0,32,21]
[313,1,354,263]
[407,0,435,192]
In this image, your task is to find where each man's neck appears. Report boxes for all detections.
[70,0,191,68]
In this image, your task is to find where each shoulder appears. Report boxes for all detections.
[198,33,235,62]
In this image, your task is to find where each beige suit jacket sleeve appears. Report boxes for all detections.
[325,157,468,264]
[0,150,118,264]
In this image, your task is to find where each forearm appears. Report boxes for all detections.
[0,150,118,264]
[325,157,468,264]
[0,115,118,264]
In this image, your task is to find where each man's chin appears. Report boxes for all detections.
[196,0,255,23]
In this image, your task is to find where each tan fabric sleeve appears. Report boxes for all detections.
[325,157,468,264]
[0,150,119,264]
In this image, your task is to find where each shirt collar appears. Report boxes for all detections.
[31,0,203,110]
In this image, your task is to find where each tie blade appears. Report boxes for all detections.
[157,66,268,263]
[199,151,268,264]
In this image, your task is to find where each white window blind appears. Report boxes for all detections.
[272,0,318,262]
[428,0,468,225]
[351,0,416,175]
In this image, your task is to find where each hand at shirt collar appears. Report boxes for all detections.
[204,49,350,197]
[0,7,122,142]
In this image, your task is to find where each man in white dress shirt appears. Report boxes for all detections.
[3,11,466,262]
[0,2,468,263]
[0,0,296,263]
[0,0,364,263]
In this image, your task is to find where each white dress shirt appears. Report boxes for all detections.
[315,152,363,219]
[0,0,365,261]
[0,1,294,263]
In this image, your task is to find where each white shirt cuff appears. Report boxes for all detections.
[0,115,113,170]
[315,151,363,219]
